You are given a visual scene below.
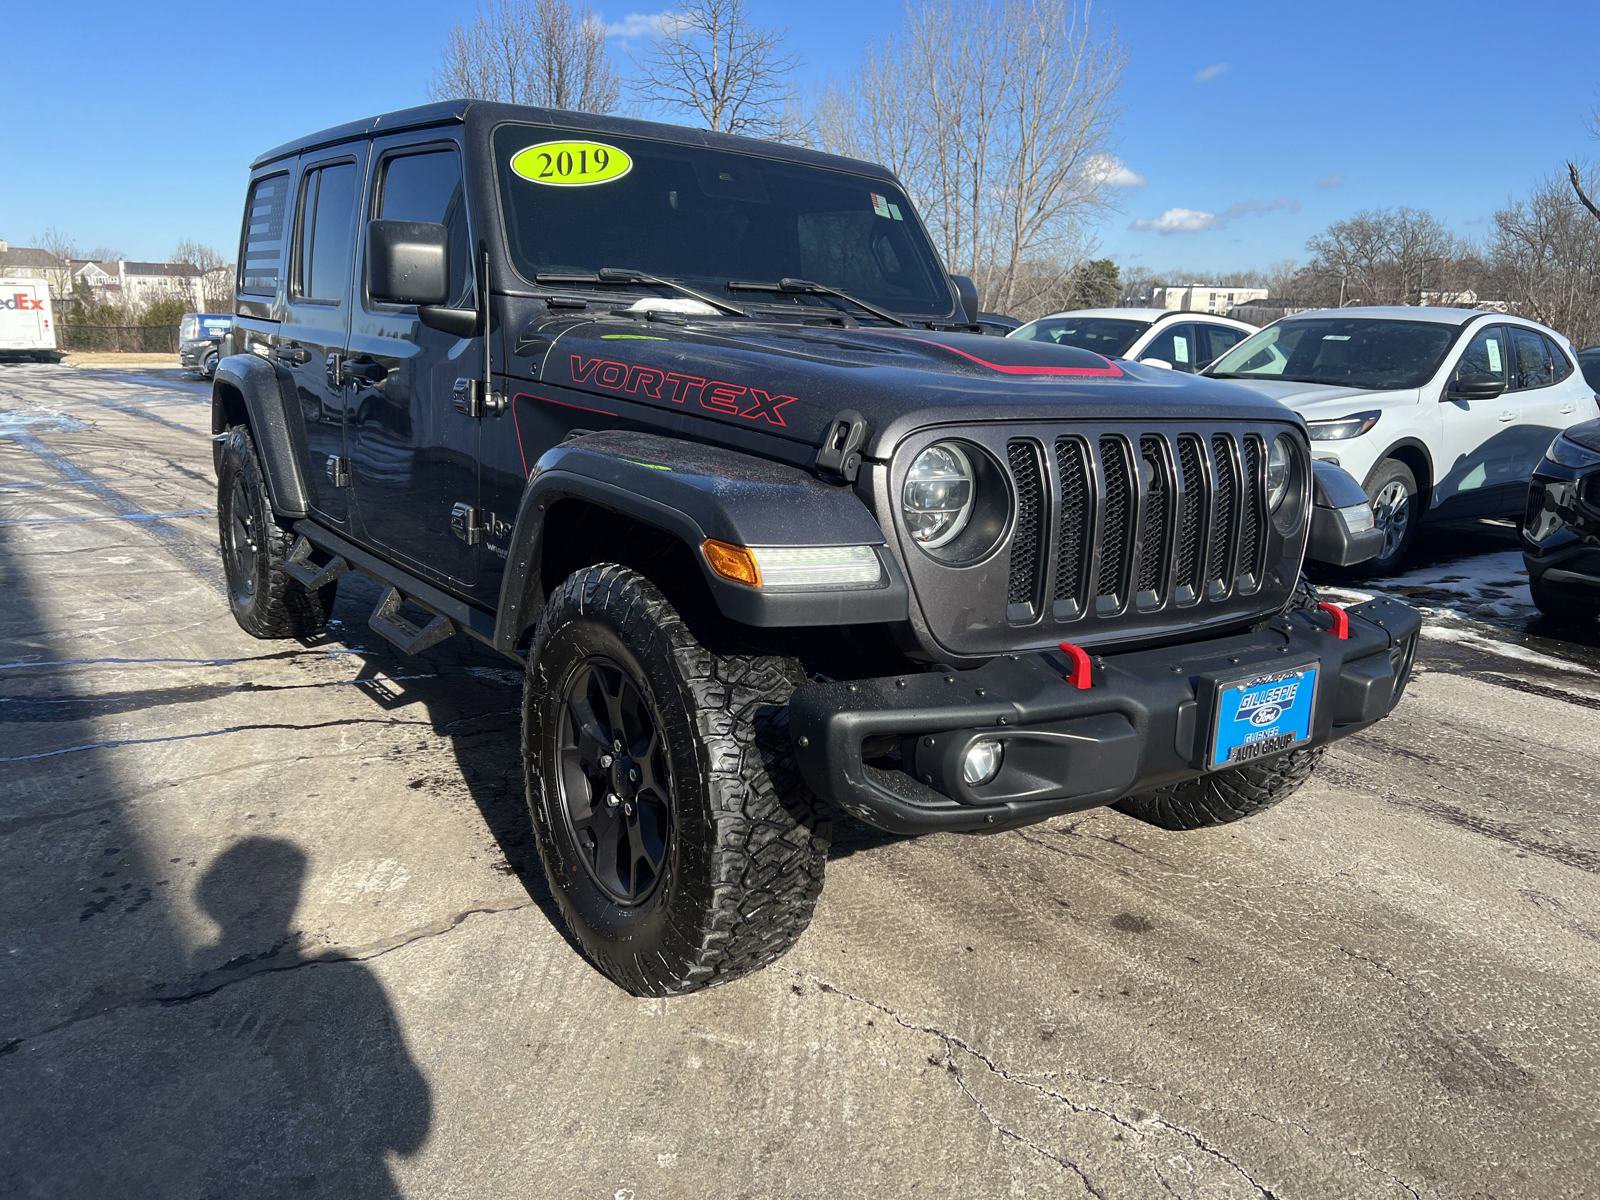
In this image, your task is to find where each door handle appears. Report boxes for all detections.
[343,357,387,386]
[274,344,310,366]
[1498,410,1515,422]
[1559,404,1576,415]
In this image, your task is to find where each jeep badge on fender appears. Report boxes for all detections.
[211,101,1420,997]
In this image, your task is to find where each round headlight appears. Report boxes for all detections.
[903,442,975,549]
[1266,434,1294,512]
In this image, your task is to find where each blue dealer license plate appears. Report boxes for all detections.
[1209,665,1318,770]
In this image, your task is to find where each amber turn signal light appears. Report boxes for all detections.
[702,539,761,588]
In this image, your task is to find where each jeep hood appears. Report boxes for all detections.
[516,316,1302,458]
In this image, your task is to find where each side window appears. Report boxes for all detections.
[376,148,473,308]
[1510,326,1554,390]
[293,162,359,304]
[1455,327,1508,385]
[1544,334,1574,384]
[1201,324,1245,365]
[238,172,290,296]
[1143,322,1197,371]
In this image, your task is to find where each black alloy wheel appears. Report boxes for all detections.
[556,656,673,905]
[224,472,262,609]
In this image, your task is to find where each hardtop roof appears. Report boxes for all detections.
[251,100,894,181]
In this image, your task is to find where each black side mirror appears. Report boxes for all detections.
[1447,373,1506,402]
[950,274,980,325]
[368,219,450,306]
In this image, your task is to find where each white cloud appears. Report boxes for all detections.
[1131,207,1218,234]
[603,11,682,39]
[1194,62,1228,83]
[1083,154,1146,189]
[1130,197,1299,235]
[1318,173,1345,189]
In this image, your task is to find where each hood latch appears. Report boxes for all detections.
[816,410,869,484]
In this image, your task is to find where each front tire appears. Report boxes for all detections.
[1114,573,1327,830]
[1530,576,1600,625]
[524,564,830,996]
[1356,457,1419,575]
[216,426,335,640]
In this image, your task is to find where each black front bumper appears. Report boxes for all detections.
[1523,464,1600,599]
[790,596,1422,834]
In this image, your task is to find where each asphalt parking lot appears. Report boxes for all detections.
[3,363,1599,1199]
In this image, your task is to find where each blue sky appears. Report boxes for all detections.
[3,0,1597,274]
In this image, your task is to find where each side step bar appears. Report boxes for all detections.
[368,587,456,655]
[282,536,349,592]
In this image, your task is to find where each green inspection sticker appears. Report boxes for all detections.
[510,140,633,187]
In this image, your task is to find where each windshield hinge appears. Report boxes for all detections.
[452,377,507,418]
[816,410,869,484]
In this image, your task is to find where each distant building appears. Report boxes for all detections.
[0,241,71,296]
[1153,284,1269,316]
[69,259,205,310]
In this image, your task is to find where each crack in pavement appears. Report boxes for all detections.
[0,708,520,763]
[0,900,536,1057]
[797,973,1285,1198]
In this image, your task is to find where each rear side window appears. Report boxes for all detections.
[1544,334,1573,384]
[376,148,473,308]
[294,162,359,304]
[239,172,290,296]
[1510,326,1557,390]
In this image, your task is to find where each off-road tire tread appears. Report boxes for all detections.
[1115,572,1326,830]
[525,564,830,995]
[218,426,334,640]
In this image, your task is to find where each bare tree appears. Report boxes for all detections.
[430,0,620,113]
[1490,168,1600,348]
[630,0,802,137]
[173,240,235,310]
[815,0,1124,315]
[1304,208,1468,306]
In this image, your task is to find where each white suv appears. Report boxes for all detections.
[1009,307,1256,374]
[1206,306,1598,572]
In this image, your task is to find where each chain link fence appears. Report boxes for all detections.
[58,324,181,354]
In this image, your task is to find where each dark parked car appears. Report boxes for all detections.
[178,312,231,378]
[1524,418,1600,624]
[211,101,1419,995]
[1578,347,1600,392]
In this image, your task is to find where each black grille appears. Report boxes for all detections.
[1096,436,1134,603]
[1052,437,1092,615]
[1006,440,1044,611]
[1174,435,1206,596]
[1135,436,1170,598]
[1006,427,1280,629]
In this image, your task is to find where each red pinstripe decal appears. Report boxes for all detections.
[912,338,1123,378]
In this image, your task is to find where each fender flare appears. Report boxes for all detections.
[1363,437,1435,500]
[211,353,311,516]
[492,430,909,654]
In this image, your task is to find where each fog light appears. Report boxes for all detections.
[961,739,1004,786]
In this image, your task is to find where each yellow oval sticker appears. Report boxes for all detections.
[510,140,633,187]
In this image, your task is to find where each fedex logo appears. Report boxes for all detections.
[2,292,44,311]
[568,354,798,426]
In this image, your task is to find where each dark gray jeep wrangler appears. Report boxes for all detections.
[212,101,1419,995]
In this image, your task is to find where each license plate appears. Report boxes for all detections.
[1208,664,1318,770]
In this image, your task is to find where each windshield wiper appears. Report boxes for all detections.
[532,267,749,318]
[726,277,909,328]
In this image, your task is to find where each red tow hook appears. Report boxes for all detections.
[1317,601,1350,640]
[1058,641,1093,689]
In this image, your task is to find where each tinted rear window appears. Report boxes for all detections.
[239,173,291,296]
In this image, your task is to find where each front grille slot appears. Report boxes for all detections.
[1052,437,1092,618]
[1096,436,1135,608]
[1174,434,1207,600]
[1135,435,1171,603]
[1006,439,1045,615]
[1239,436,1264,589]
[1207,434,1239,592]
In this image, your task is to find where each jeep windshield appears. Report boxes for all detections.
[491,124,957,320]
[1209,317,1457,390]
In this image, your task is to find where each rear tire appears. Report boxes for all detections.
[1114,573,1326,830]
[216,426,335,640]
[524,564,830,996]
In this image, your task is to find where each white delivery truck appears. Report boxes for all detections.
[0,277,61,362]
